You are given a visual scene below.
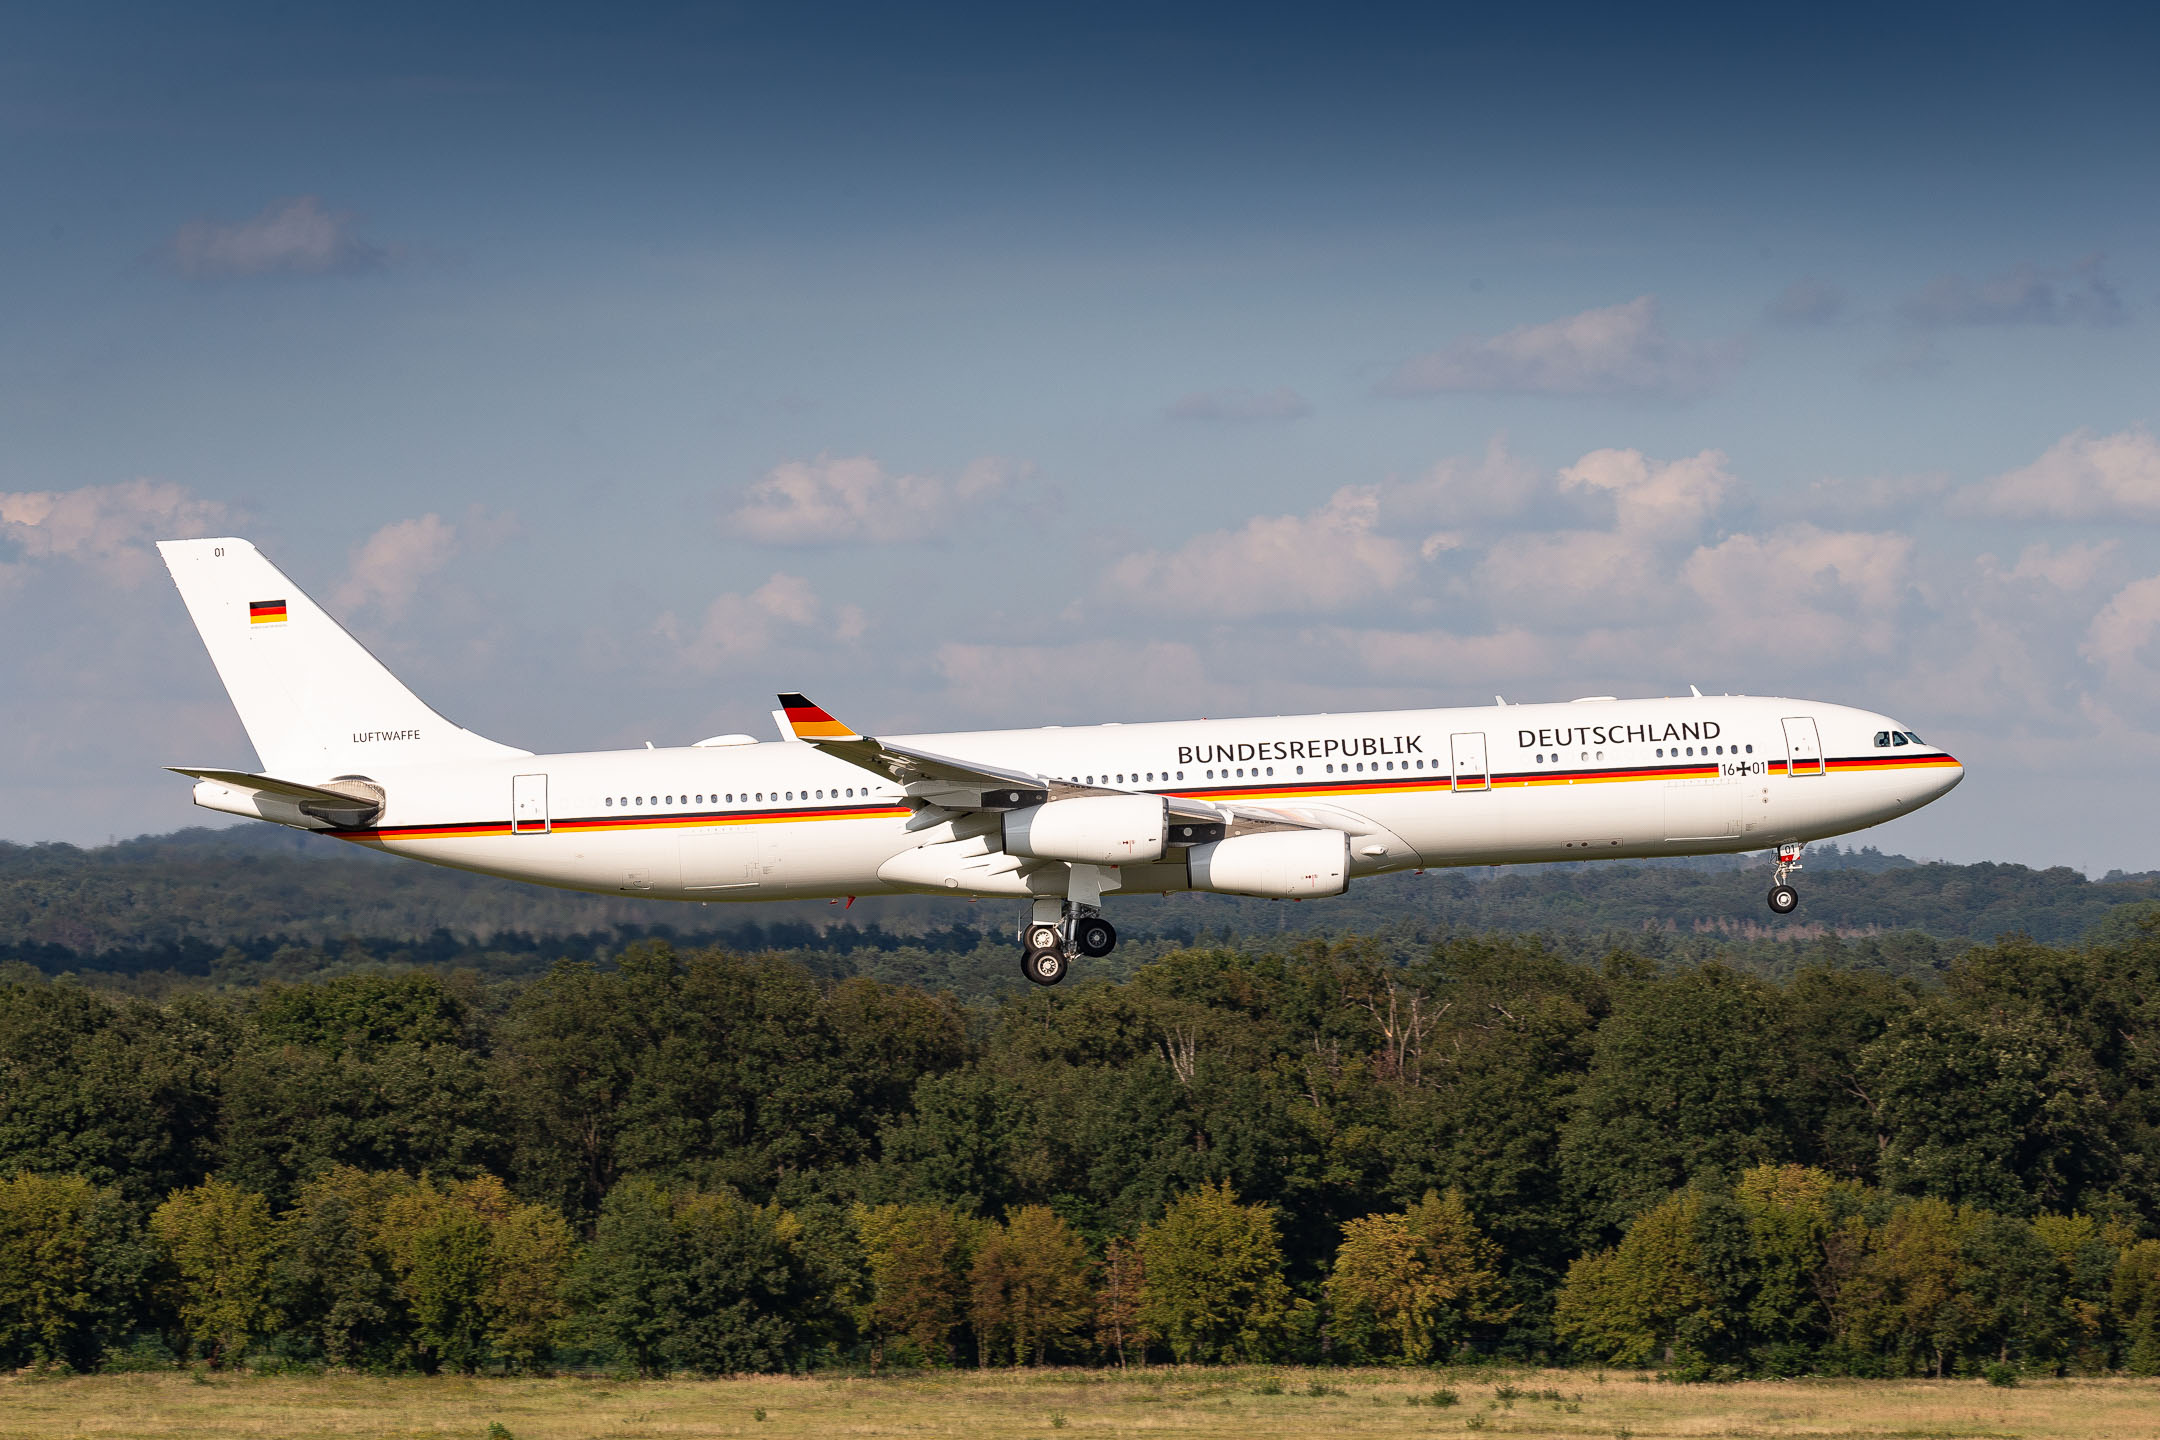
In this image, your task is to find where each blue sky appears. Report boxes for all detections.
[4,3,2159,870]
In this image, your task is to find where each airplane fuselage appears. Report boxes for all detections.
[195,694,1962,903]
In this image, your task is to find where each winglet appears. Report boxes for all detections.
[776,693,861,741]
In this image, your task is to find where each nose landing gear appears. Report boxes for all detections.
[1767,842,1804,915]
[1018,900,1117,985]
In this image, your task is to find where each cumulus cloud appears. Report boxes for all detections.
[658,574,863,671]
[331,514,461,620]
[166,196,392,278]
[2082,574,2160,702]
[1899,255,2126,329]
[0,479,225,588]
[1166,386,1312,422]
[1960,427,2160,521]
[727,454,1022,545]
[1379,296,1739,400]
[1104,486,1416,619]
[1682,525,1915,659]
[1767,277,1850,326]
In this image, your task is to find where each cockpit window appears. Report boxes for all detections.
[1874,731,1890,747]
[1904,731,1925,745]
[1891,732,1909,746]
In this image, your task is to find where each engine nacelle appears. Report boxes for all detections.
[1188,829,1349,898]
[1003,794,1168,865]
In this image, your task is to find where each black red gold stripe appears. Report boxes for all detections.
[331,752,1958,844]
[248,599,288,624]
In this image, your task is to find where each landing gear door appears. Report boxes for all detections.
[1781,717,1824,778]
[1449,732,1489,792]
[512,773,549,833]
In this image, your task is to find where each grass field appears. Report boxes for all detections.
[4,1367,2158,1440]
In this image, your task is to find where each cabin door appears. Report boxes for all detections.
[1781,717,1825,778]
[511,773,549,834]
[1449,732,1489,792]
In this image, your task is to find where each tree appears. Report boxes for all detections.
[0,1171,151,1370]
[1136,1181,1300,1363]
[1094,1237,1147,1367]
[377,1173,574,1373]
[219,973,506,1204]
[576,1179,845,1376]
[969,1206,1094,1366]
[150,1178,280,1365]
[1836,1196,1981,1376]
[2112,1239,2160,1375]
[853,1201,980,1368]
[1328,1188,1507,1363]
[274,1165,415,1368]
[1861,1005,2115,1215]
[1560,964,1801,1236]
[1555,1188,1717,1366]
[0,980,225,1206]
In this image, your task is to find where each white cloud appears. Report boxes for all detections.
[1682,524,1915,659]
[1558,447,1734,539]
[1166,386,1312,422]
[0,479,225,588]
[933,639,1246,723]
[658,573,860,672]
[1960,427,2160,521]
[1899,255,2126,329]
[2000,541,2119,591]
[727,454,1022,545]
[166,196,391,278]
[332,514,459,620]
[2082,574,2160,702]
[1379,296,1739,400]
[1104,485,1415,619]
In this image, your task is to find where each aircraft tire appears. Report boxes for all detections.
[1026,923,1063,952]
[1767,884,1799,915]
[1075,918,1117,957]
[1023,947,1068,986]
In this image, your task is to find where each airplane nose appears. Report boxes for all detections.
[1936,753,1964,795]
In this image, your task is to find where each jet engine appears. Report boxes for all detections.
[1187,828,1349,898]
[1003,794,1168,865]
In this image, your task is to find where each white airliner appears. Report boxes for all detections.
[158,538,1964,984]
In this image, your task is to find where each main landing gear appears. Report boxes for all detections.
[1019,900,1117,986]
[1767,841,1804,915]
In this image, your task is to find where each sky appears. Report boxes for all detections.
[3,2,2159,871]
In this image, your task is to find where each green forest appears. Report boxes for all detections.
[7,905,2160,1380]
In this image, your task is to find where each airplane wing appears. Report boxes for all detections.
[775,693,1309,835]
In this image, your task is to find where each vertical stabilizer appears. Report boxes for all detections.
[158,537,527,778]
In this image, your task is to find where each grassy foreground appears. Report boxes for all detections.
[6,1368,2160,1440]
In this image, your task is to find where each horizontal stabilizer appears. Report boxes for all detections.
[168,767,377,806]
[171,767,385,828]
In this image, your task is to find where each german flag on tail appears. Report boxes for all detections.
[249,599,288,625]
[777,693,858,741]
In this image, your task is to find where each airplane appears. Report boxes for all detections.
[158,537,1965,985]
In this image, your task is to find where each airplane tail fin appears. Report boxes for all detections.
[158,537,528,779]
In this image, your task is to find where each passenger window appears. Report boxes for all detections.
[1265,766,1274,776]
[1535,755,1544,765]
[1295,765,1304,775]
[1745,744,1753,754]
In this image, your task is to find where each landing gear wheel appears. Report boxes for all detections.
[1074,917,1117,958]
[1026,923,1063,953]
[1023,947,1068,986]
[1767,884,1799,915]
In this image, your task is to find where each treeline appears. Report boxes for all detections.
[5,922,2160,1375]
[12,826,2160,985]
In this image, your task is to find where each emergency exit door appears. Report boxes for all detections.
[1450,732,1489,792]
[512,773,549,833]
[1781,717,1824,778]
